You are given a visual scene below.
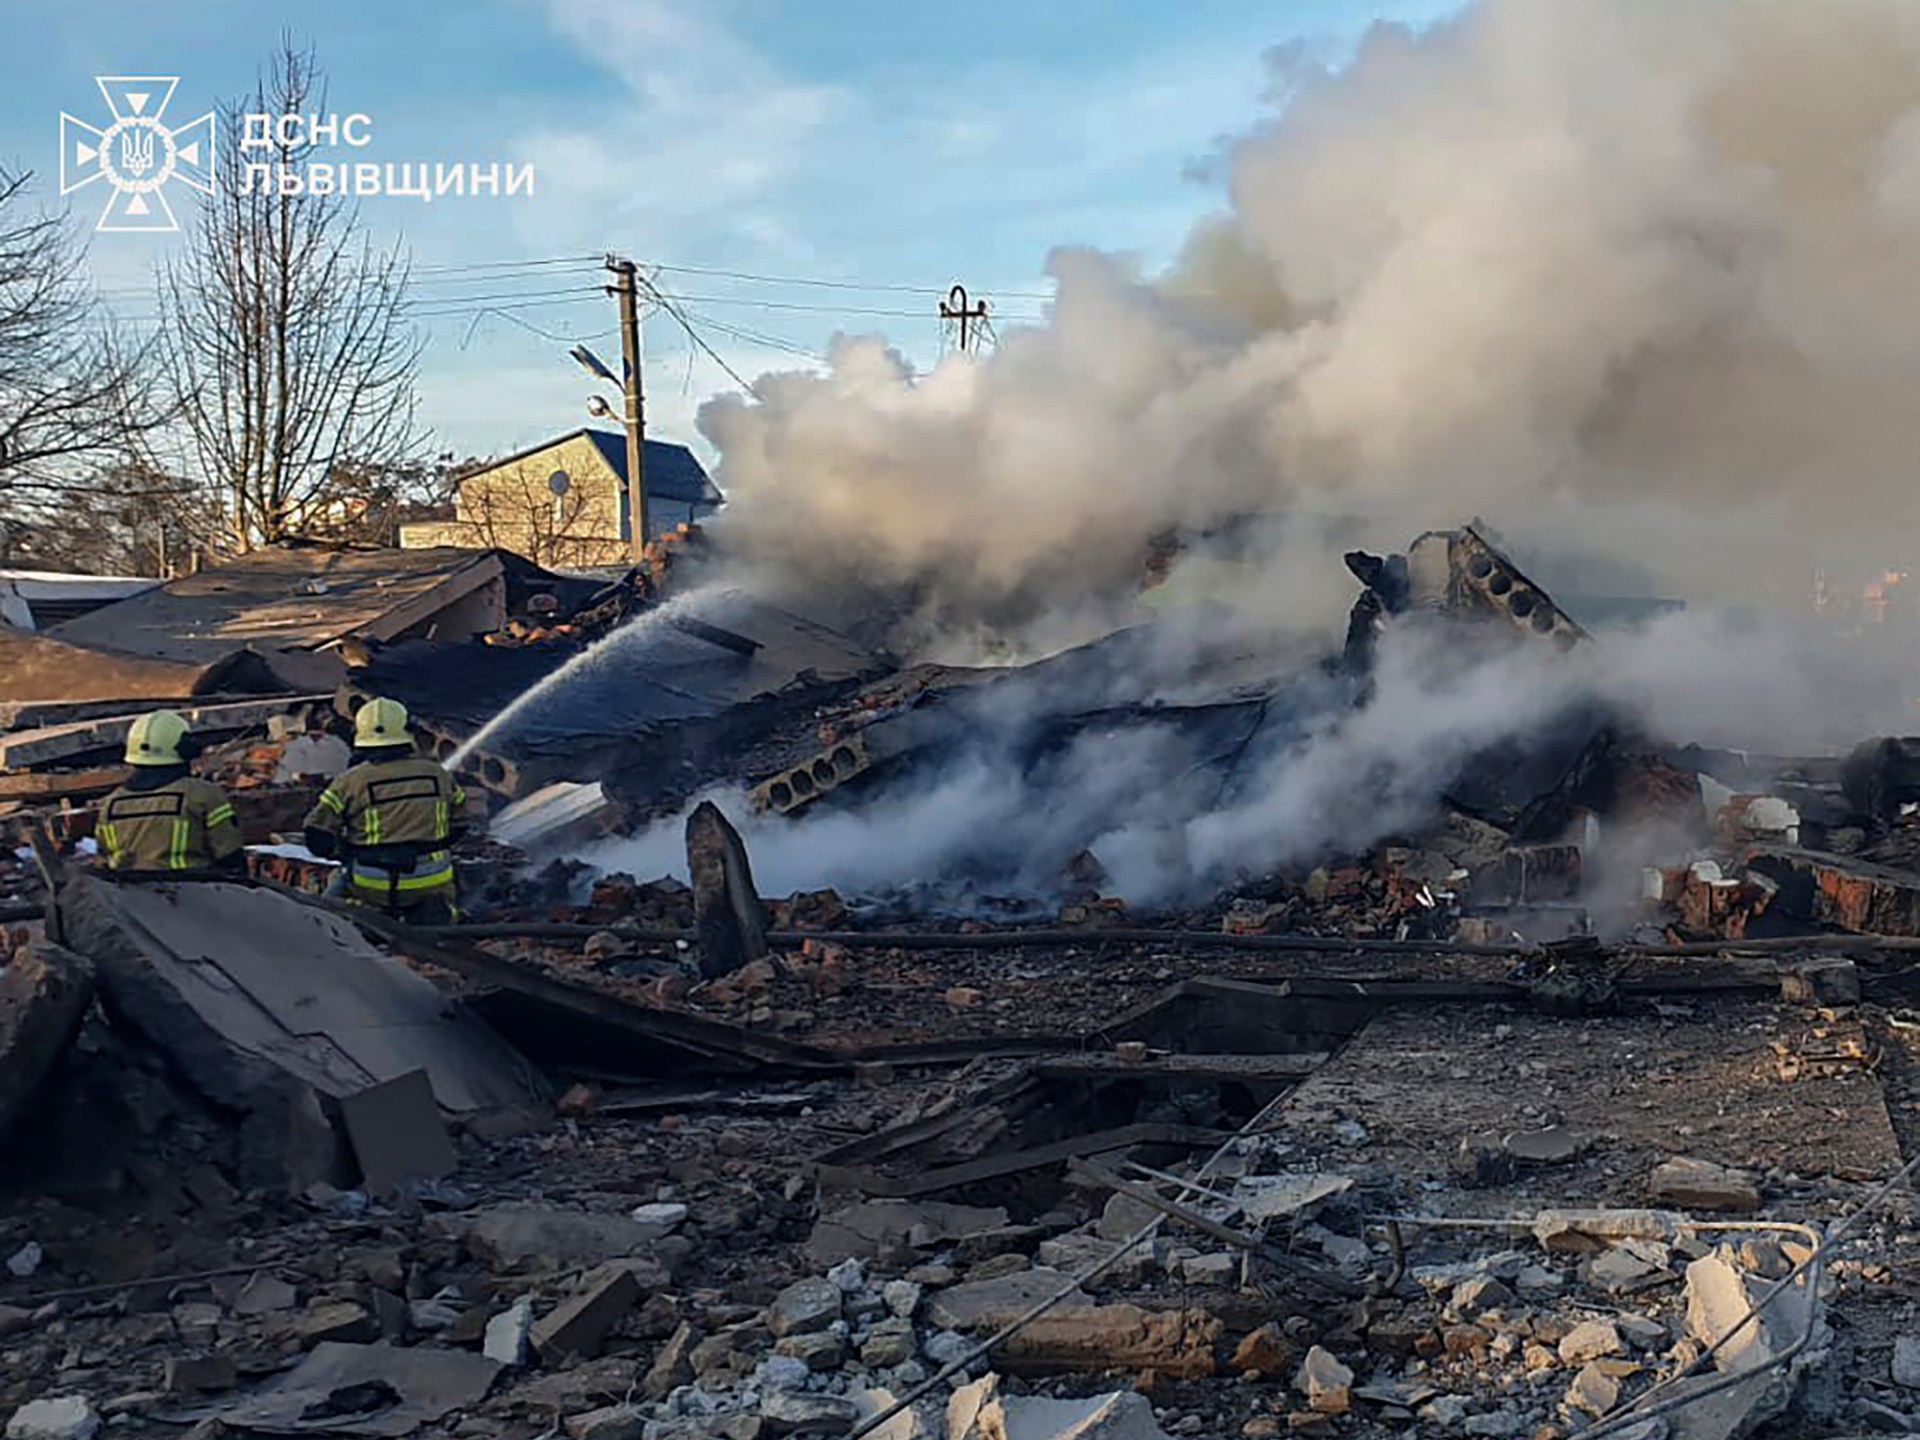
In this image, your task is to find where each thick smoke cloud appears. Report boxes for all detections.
[590,609,1914,913]
[584,0,1920,915]
[699,0,1920,647]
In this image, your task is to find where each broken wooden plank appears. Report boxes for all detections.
[323,887,844,1074]
[427,921,1920,961]
[1035,1051,1330,1083]
[24,823,67,946]
[0,766,131,804]
[0,694,330,770]
[813,1073,1047,1171]
[589,1086,817,1118]
[814,1122,1229,1200]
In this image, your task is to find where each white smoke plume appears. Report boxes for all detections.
[699,0,1920,649]
[580,0,1920,916]
[588,608,1913,912]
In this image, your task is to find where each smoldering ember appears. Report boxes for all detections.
[16,4,1920,1440]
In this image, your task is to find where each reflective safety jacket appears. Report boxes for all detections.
[304,755,465,906]
[99,775,242,873]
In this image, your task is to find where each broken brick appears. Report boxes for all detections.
[532,1266,644,1362]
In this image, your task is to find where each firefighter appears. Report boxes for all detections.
[97,710,245,875]
[303,697,466,923]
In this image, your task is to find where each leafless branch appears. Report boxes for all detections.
[159,39,424,551]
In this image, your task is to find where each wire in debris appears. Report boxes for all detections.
[7,1259,284,1307]
[848,1085,1298,1438]
[1580,1148,1920,1439]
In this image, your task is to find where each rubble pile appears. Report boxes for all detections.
[10,525,1920,1440]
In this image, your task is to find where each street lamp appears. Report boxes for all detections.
[571,346,620,385]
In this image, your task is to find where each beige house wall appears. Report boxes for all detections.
[457,432,628,568]
[395,434,629,567]
[399,433,715,567]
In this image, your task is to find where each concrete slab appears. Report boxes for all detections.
[205,1341,500,1437]
[0,944,93,1143]
[60,876,545,1188]
[488,781,614,852]
[338,1069,457,1196]
[978,1389,1173,1440]
[924,1269,1084,1332]
[0,695,330,769]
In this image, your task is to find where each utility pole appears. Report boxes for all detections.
[607,254,648,564]
[940,283,990,354]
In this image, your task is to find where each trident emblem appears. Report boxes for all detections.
[60,77,215,233]
[118,126,155,178]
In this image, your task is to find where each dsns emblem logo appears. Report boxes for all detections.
[60,77,215,233]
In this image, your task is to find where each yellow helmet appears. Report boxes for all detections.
[353,696,414,749]
[125,709,191,767]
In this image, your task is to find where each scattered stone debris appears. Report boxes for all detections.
[1648,1158,1764,1214]
[4,1398,98,1440]
[4,528,1920,1440]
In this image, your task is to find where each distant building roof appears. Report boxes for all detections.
[0,570,160,630]
[465,428,722,508]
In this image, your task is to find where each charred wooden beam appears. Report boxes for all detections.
[815,1122,1230,1200]
[685,800,768,979]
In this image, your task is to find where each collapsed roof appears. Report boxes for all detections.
[0,543,603,706]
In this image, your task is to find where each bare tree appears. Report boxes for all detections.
[161,42,423,551]
[0,460,219,576]
[0,170,165,513]
[298,453,464,547]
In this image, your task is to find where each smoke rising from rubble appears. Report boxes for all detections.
[584,0,1920,916]
[590,609,1912,914]
[699,0,1920,647]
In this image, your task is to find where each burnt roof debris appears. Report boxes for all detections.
[39,543,525,698]
[4,543,607,708]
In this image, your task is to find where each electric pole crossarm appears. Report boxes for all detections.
[940,283,990,353]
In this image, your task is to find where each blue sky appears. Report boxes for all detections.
[2,0,1461,463]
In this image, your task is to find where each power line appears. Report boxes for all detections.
[640,280,755,393]
[411,253,600,275]
[408,282,602,308]
[641,291,1047,320]
[408,289,602,318]
[96,256,1051,304]
[453,307,619,348]
[93,284,605,323]
[682,311,830,365]
[642,258,1055,301]
[409,265,600,289]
